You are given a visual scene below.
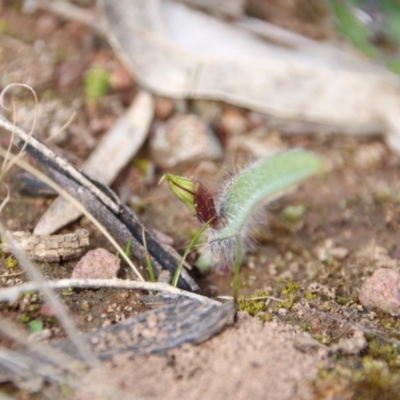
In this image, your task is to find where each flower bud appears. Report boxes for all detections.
[160,174,196,216]
[160,174,219,226]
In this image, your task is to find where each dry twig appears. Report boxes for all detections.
[0,278,220,305]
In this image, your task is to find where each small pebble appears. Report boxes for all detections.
[150,114,222,168]
[333,330,367,355]
[315,239,349,261]
[191,100,220,124]
[28,329,52,342]
[239,128,286,159]
[359,268,400,316]
[359,244,398,269]
[329,246,349,261]
[354,142,386,169]
[36,13,58,36]
[278,308,288,317]
[56,58,84,88]
[40,302,69,318]
[219,107,248,136]
[294,333,326,353]
[154,97,175,120]
[158,270,172,284]
[71,248,120,279]
[308,282,336,300]
[109,65,133,91]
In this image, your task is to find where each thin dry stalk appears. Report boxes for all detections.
[46,110,76,143]
[0,278,220,305]
[0,83,38,176]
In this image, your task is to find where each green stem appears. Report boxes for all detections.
[171,217,214,287]
[141,227,155,282]
[145,254,155,282]
[124,238,132,257]
[233,237,243,299]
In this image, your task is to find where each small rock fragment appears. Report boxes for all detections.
[154,97,175,120]
[71,248,120,279]
[29,329,52,342]
[359,268,400,316]
[150,114,222,168]
[294,333,327,353]
[358,244,398,269]
[109,65,133,91]
[40,302,70,318]
[278,308,288,317]
[315,239,349,261]
[36,13,58,36]
[15,377,44,394]
[56,58,84,88]
[354,142,386,169]
[158,270,172,283]
[333,330,367,355]
[308,282,336,299]
[239,128,286,159]
[219,107,248,136]
[191,99,220,124]
[329,246,349,261]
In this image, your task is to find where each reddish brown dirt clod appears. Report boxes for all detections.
[72,248,120,280]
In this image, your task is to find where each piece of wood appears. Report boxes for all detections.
[54,299,236,359]
[0,278,220,305]
[0,230,89,262]
[100,0,400,138]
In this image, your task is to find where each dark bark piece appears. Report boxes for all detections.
[54,300,236,359]
[14,172,57,197]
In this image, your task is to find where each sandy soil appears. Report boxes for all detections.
[74,313,326,400]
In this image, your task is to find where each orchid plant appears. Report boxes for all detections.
[161,149,324,296]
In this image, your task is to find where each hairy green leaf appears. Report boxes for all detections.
[214,150,324,241]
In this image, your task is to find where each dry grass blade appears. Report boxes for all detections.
[0,83,38,175]
[0,278,220,305]
[45,110,76,143]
